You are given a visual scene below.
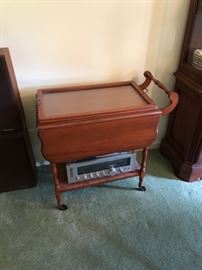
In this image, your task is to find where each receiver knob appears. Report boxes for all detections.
[109,165,117,176]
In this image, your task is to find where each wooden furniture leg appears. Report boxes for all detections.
[138,148,148,191]
[51,163,68,210]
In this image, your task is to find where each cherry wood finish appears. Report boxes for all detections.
[160,0,202,182]
[37,71,178,209]
[0,48,36,192]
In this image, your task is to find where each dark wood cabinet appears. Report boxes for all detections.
[0,48,37,192]
[160,0,202,182]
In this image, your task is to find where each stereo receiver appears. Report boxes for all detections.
[66,151,139,183]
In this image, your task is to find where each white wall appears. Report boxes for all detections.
[0,0,190,164]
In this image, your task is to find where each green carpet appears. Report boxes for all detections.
[0,150,202,270]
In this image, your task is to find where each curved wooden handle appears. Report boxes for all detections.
[139,71,179,115]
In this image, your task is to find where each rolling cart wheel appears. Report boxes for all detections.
[138,185,146,191]
[57,204,68,210]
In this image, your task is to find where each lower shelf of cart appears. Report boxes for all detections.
[58,170,141,192]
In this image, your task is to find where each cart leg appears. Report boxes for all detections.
[51,163,68,210]
[138,148,148,191]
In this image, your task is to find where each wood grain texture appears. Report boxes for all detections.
[37,81,157,124]
[39,114,159,163]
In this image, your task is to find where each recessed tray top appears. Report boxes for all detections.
[37,81,158,123]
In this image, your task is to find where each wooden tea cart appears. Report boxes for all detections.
[36,71,178,210]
